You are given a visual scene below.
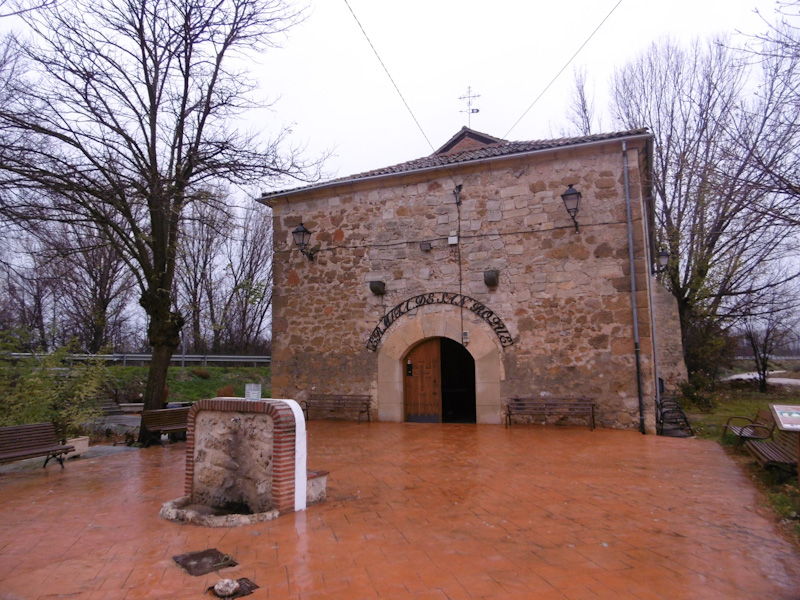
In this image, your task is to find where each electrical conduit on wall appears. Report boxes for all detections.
[622,141,646,434]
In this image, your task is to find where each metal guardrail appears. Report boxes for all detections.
[734,356,799,361]
[3,352,271,367]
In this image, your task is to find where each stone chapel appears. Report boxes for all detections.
[262,127,687,433]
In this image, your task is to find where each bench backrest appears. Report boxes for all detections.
[0,423,60,453]
[308,394,370,405]
[507,397,595,406]
[756,409,776,427]
[141,407,190,428]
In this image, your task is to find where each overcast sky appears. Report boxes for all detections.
[254,0,780,192]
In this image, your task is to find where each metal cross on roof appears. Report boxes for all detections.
[459,86,480,127]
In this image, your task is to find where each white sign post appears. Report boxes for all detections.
[245,383,262,401]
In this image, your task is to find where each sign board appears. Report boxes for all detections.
[770,404,800,508]
[769,404,800,432]
[245,383,262,401]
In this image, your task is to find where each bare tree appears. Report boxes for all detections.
[175,199,231,354]
[0,0,55,18]
[218,204,273,353]
[0,0,321,426]
[0,239,54,350]
[175,201,272,355]
[737,6,800,226]
[610,37,800,376]
[566,66,599,136]
[42,224,137,353]
[738,283,800,392]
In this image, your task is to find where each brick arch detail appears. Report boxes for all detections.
[376,312,504,424]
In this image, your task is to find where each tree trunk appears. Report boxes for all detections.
[192,308,203,354]
[138,287,184,444]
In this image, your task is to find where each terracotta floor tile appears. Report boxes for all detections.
[0,423,799,599]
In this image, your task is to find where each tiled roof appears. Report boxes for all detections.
[263,128,650,201]
[433,126,505,155]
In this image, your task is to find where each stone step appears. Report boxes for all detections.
[101,400,123,415]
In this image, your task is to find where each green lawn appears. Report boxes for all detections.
[686,380,800,441]
[106,365,271,404]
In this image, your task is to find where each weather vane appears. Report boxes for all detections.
[459,86,480,127]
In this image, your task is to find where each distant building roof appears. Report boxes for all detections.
[263,127,651,202]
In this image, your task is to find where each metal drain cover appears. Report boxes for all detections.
[205,577,259,598]
[172,548,238,576]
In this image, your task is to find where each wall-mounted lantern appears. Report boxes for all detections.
[484,269,499,288]
[292,222,315,261]
[369,281,386,295]
[654,249,670,273]
[561,184,582,233]
[419,241,432,252]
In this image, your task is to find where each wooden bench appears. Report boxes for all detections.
[141,407,191,443]
[300,394,371,424]
[505,397,595,430]
[722,408,775,446]
[0,423,75,468]
[744,429,798,477]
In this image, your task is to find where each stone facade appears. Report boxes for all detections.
[264,129,687,433]
[652,281,688,392]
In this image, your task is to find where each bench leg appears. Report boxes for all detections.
[43,453,65,469]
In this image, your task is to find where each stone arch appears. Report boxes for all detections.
[376,310,504,424]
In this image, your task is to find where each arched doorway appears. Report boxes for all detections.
[376,312,504,424]
[403,337,476,423]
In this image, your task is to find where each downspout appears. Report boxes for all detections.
[642,196,662,412]
[622,141,646,434]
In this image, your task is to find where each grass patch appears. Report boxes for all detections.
[683,379,800,546]
[685,381,799,442]
[106,365,271,404]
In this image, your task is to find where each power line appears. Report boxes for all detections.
[503,0,624,139]
[342,0,436,154]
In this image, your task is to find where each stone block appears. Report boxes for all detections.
[420,313,447,339]
[500,184,529,198]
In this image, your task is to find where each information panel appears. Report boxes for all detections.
[770,404,800,431]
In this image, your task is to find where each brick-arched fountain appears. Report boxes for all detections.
[160,398,326,527]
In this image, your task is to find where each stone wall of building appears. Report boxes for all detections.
[269,139,666,431]
[652,280,689,392]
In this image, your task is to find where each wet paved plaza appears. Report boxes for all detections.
[1,422,799,599]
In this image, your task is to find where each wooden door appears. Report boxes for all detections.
[404,338,441,422]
